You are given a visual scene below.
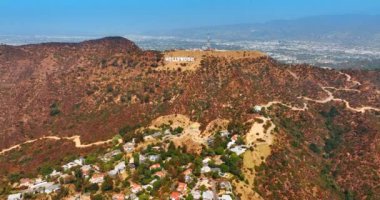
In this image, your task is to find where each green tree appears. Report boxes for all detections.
[85,183,99,193]
[101,176,113,191]
[309,143,321,154]
[91,194,104,200]
[50,102,61,116]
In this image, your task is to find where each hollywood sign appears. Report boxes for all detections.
[165,57,195,62]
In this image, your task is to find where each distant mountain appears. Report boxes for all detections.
[147,14,380,48]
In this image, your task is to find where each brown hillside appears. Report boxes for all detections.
[0,37,379,199]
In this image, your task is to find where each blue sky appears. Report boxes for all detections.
[0,0,379,35]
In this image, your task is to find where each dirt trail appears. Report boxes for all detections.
[0,135,117,155]
[261,71,379,114]
[339,71,361,86]
[260,101,308,111]
[301,86,380,113]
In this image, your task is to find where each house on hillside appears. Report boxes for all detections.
[176,182,187,193]
[19,178,34,188]
[130,182,142,194]
[112,193,125,200]
[108,161,126,177]
[201,166,211,174]
[220,130,230,137]
[123,142,135,153]
[49,170,62,178]
[149,163,161,170]
[202,190,214,200]
[154,171,166,179]
[191,190,201,200]
[230,145,247,156]
[7,193,23,200]
[62,157,84,171]
[89,173,105,184]
[102,150,122,162]
[254,105,262,112]
[30,181,60,194]
[81,165,94,178]
[182,168,193,183]
[148,154,160,162]
[219,181,232,192]
[170,191,181,200]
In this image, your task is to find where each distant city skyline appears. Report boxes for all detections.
[0,0,380,36]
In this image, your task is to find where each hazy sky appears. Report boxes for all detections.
[1,0,380,35]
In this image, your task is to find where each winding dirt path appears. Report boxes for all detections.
[0,135,116,155]
[300,86,380,113]
[260,71,379,114]
[260,101,308,111]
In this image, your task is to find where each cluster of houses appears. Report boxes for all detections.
[7,178,61,200]
[7,126,243,200]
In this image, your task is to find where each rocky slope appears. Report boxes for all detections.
[0,37,379,199]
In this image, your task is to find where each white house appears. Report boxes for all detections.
[49,170,62,178]
[191,190,201,200]
[202,190,214,200]
[123,142,135,153]
[7,193,22,200]
[219,181,232,191]
[220,130,230,137]
[218,194,233,200]
[202,157,212,165]
[62,157,84,171]
[148,154,160,162]
[44,184,60,194]
[201,166,211,174]
[254,105,262,112]
[230,145,247,156]
[108,161,126,177]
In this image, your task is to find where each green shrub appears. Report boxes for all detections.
[50,102,61,116]
[309,143,321,154]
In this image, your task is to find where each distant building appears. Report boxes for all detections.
[130,182,142,194]
[108,161,126,177]
[81,165,93,178]
[230,145,247,155]
[89,173,105,184]
[148,154,160,162]
[218,194,233,200]
[123,142,135,153]
[254,105,262,112]
[112,193,125,200]
[191,190,201,200]
[202,190,214,200]
[149,163,161,170]
[176,182,187,193]
[201,166,211,174]
[7,193,23,200]
[154,171,166,179]
[19,178,34,188]
[170,191,182,200]
[62,157,84,171]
